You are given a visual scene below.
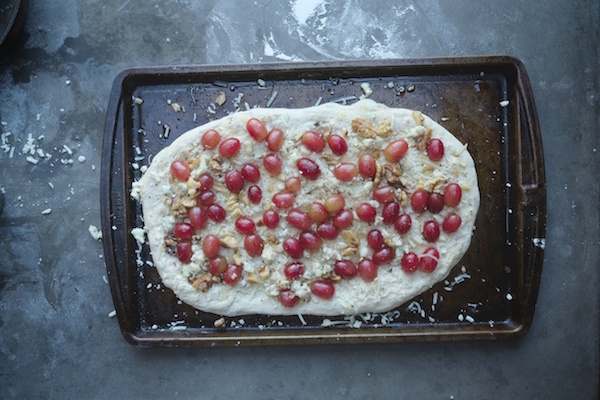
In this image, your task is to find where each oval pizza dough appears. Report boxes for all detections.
[134,99,480,317]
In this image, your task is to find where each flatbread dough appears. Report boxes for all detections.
[133,99,479,316]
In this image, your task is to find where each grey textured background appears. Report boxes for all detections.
[1,1,598,399]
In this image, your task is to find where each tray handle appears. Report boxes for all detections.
[515,63,546,333]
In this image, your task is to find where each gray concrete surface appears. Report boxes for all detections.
[1,1,598,399]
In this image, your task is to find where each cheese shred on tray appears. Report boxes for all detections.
[134,99,480,317]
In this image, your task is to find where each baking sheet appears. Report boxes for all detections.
[101,57,545,346]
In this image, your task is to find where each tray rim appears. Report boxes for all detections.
[101,55,546,347]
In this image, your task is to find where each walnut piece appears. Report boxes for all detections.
[245,272,260,284]
[415,127,432,151]
[220,235,239,248]
[376,120,392,137]
[341,230,360,248]
[191,274,213,292]
[258,265,270,279]
[412,110,425,126]
[351,118,377,138]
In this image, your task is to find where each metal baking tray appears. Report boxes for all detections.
[101,57,545,346]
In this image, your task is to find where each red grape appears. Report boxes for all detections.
[422,220,440,242]
[334,260,358,279]
[327,134,348,155]
[442,213,462,233]
[311,280,335,299]
[427,138,444,161]
[358,258,378,282]
[444,183,462,207]
[246,118,268,141]
[170,160,191,182]
[225,169,244,193]
[219,138,241,158]
[201,129,221,150]
[278,289,299,307]
[420,247,440,272]
[401,252,419,273]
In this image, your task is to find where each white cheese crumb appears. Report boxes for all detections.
[41,208,52,215]
[88,225,103,240]
[465,315,475,323]
[297,314,307,325]
[532,238,546,249]
[499,100,510,107]
[63,144,73,155]
[257,78,266,87]
[266,91,278,107]
[26,156,39,164]
[102,275,109,284]
[108,310,117,318]
[78,155,86,163]
[131,227,145,244]
[360,82,373,98]
[506,293,513,301]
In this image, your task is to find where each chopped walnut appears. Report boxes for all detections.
[384,238,395,248]
[342,247,359,256]
[330,274,342,282]
[232,252,243,265]
[230,207,242,218]
[412,110,425,126]
[351,118,377,138]
[245,272,260,284]
[180,197,196,208]
[376,120,392,137]
[220,235,239,248]
[397,190,409,209]
[214,317,226,328]
[415,127,432,151]
[258,265,270,279]
[341,230,360,248]
[191,274,213,292]
[431,177,446,192]
[373,162,384,186]
[209,154,223,172]
[188,158,201,170]
[321,153,338,166]
[384,164,405,188]
[265,234,280,245]
[314,125,332,140]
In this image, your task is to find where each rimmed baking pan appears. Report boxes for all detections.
[101,57,545,346]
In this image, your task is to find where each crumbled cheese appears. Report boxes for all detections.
[41,208,52,215]
[499,100,510,107]
[88,225,103,240]
[360,82,373,98]
[78,156,86,163]
[266,91,278,107]
[532,238,545,249]
[131,227,145,244]
[62,144,73,155]
[108,310,117,318]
